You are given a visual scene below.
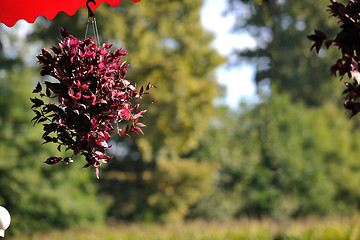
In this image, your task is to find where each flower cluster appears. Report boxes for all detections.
[31,28,155,177]
[308,0,360,118]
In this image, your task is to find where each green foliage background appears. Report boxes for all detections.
[1,0,360,237]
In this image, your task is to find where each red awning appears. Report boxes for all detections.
[0,0,141,27]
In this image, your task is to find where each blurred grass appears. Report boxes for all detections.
[8,217,360,240]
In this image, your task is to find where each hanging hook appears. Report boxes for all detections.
[86,0,96,18]
[85,0,100,46]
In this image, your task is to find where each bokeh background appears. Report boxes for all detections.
[1,0,360,238]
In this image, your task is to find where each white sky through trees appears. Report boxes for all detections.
[201,0,258,109]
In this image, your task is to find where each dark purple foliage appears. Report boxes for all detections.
[308,0,360,118]
[31,28,156,178]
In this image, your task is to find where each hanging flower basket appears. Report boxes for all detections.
[31,28,155,178]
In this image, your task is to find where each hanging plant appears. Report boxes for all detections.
[31,28,156,178]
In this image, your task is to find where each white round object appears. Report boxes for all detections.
[0,206,11,237]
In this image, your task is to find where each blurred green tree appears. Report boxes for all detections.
[190,91,360,220]
[98,0,224,222]
[189,0,360,221]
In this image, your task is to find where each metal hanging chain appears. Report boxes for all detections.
[85,0,100,47]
